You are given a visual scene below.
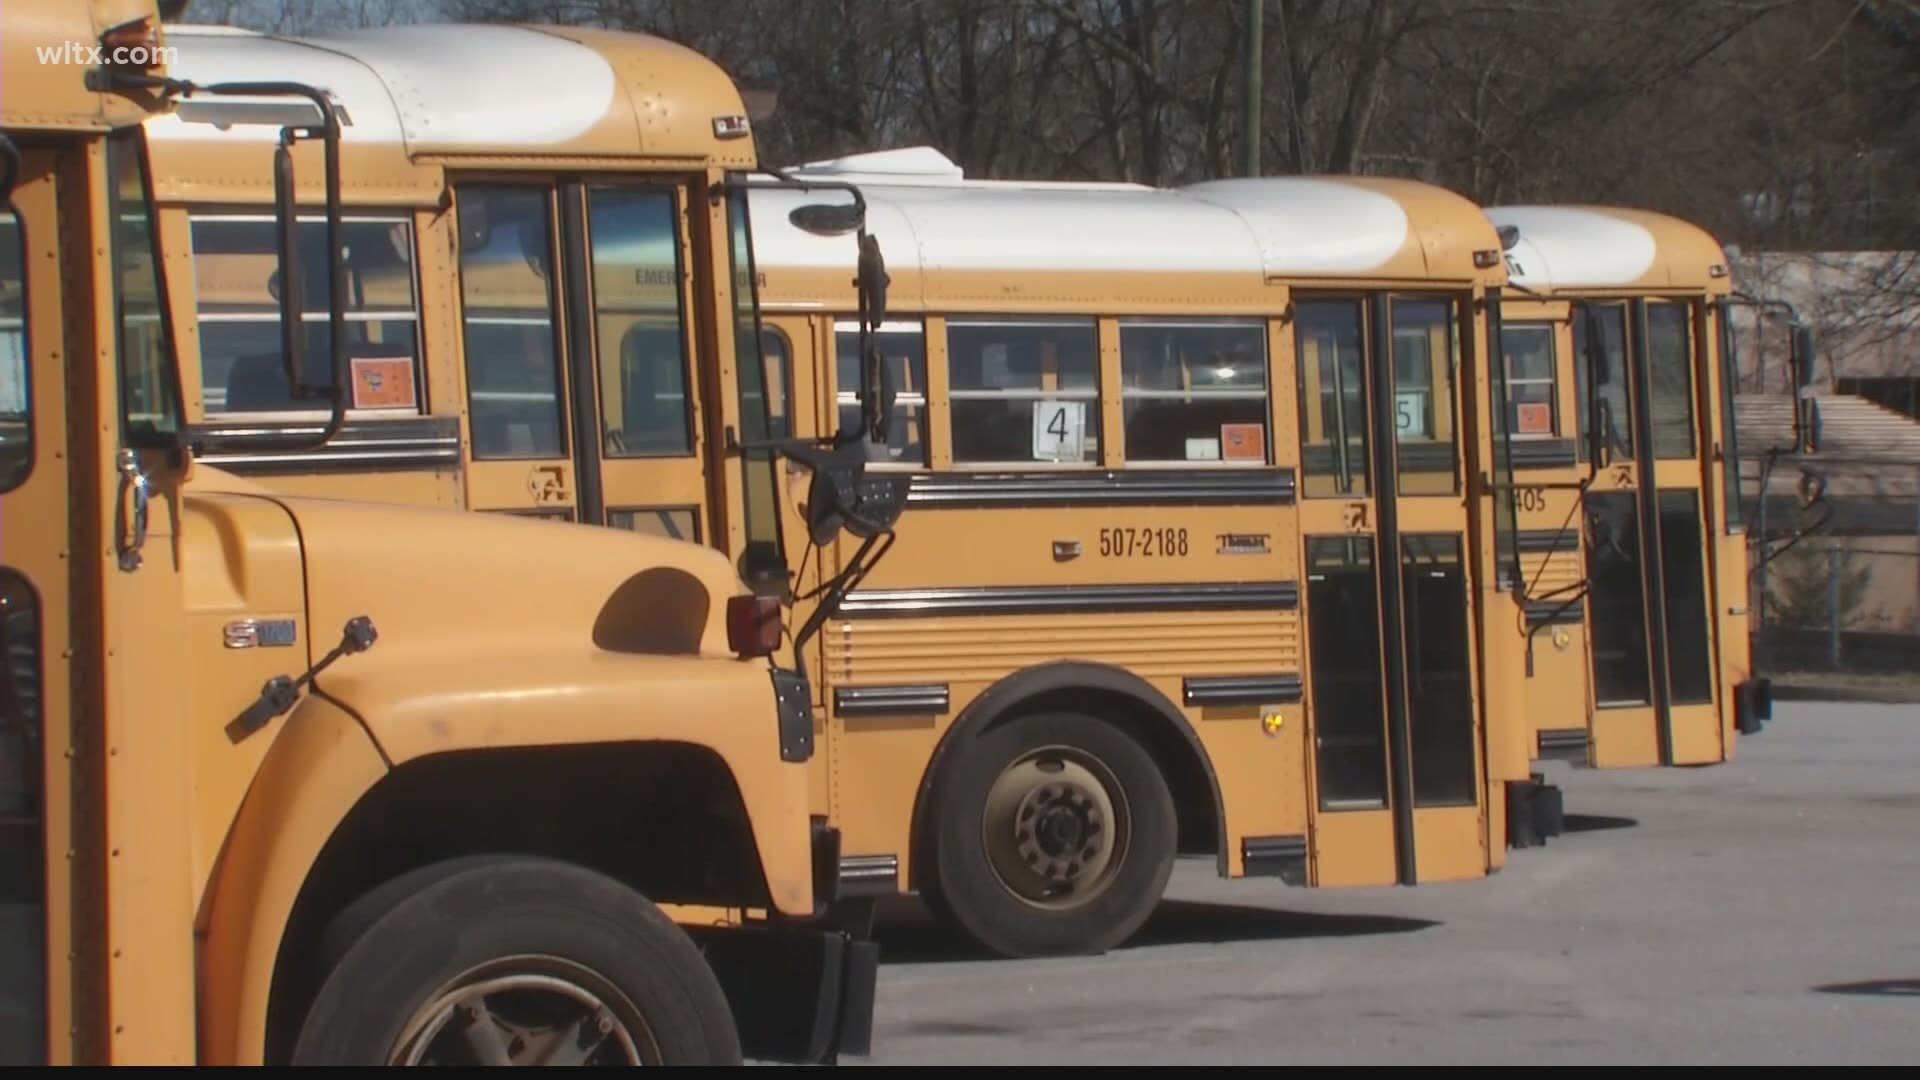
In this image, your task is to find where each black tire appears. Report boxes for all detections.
[919,711,1176,958]
[290,855,742,1065]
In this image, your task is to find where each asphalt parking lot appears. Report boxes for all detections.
[855,701,1920,1065]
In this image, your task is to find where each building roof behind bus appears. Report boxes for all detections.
[143,22,756,168]
[1,0,174,133]
[748,147,1505,305]
[1488,205,1732,294]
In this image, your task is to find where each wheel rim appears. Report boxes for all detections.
[387,954,660,1066]
[980,743,1130,910]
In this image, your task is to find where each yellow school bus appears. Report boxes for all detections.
[1485,205,1781,770]
[3,2,897,1065]
[144,24,1549,957]
[740,151,1547,955]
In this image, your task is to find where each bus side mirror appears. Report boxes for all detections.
[1790,325,1818,453]
[855,232,894,445]
[858,232,889,328]
[1791,325,1815,388]
[862,342,896,448]
[781,182,893,447]
[272,135,307,395]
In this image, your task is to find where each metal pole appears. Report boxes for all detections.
[1828,544,1842,669]
[1755,459,1769,624]
[1242,0,1263,177]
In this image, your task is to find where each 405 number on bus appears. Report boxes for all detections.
[1099,527,1190,557]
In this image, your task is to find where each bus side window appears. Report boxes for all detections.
[191,212,420,417]
[1390,296,1461,496]
[1500,323,1558,439]
[0,210,27,490]
[589,187,693,459]
[835,320,927,466]
[1295,300,1368,495]
[456,186,566,460]
[948,317,1099,466]
[1573,302,1634,462]
[1118,319,1269,465]
[613,324,690,455]
[1647,301,1697,459]
[756,327,792,441]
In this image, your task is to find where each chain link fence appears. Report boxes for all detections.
[1752,540,1920,674]
[1745,454,1920,684]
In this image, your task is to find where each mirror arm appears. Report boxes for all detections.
[1750,500,1833,575]
[790,531,894,660]
[1727,293,1820,457]
[1747,445,1833,578]
[754,167,870,223]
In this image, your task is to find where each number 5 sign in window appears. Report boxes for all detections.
[1033,400,1086,462]
[1395,391,1431,439]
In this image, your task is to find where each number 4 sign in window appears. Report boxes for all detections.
[1033,400,1085,462]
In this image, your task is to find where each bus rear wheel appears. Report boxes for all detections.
[921,711,1176,958]
[290,855,742,1066]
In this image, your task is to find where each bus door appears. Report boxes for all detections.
[1574,299,1721,767]
[2,147,62,1066]
[453,180,710,540]
[1294,294,1486,888]
[4,134,202,1063]
[1496,308,1595,763]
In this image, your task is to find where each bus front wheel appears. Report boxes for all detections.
[289,855,743,1066]
[921,710,1176,958]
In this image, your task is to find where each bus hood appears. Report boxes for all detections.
[183,462,752,665]
[274,494,750,664]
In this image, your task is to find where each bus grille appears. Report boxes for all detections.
[826,606,1300,686]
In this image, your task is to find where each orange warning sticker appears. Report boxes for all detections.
[1220,423,1265,462]
[1515,402,1553,436]
[351,357,416,410]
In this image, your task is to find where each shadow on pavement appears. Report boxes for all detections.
[1813,979,1920,997]
[1562,813,1640,833]
[871,897,1438,963]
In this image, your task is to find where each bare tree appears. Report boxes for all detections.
[181,0,1917,274]
[170,0,442,31]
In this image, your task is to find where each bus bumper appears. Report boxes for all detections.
[1735,678,1773,734]
[685,922,879,1064]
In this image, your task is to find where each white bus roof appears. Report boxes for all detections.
[145,22,756,164]
[1488,205,1731,293]
[750,147,1503,283]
